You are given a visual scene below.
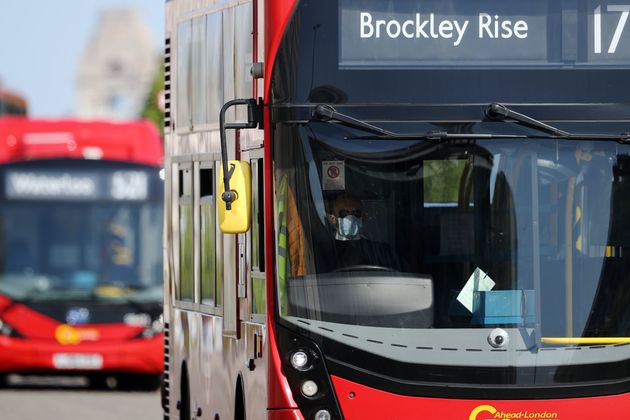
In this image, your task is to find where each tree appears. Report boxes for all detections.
[140,61,164,136]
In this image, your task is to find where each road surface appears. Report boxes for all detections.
[0,375,163,420]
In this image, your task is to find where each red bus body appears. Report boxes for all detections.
[0,294,162,376]
[164,1,630,419]
[0,117,164,387]
[0,117,161,165]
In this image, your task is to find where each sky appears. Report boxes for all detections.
[0,0,164,118]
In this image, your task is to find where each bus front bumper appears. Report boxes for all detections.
[0,334,163,375]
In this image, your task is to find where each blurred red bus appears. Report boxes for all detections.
[0,117,163,389]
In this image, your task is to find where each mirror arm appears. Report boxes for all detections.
[219,98,263,210]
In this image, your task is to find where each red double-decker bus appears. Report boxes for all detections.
[164,0,630,418]
[0,117,164,389]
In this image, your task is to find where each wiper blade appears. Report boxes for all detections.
[485,103,630,142]
[313,103,630,143]
[485,103,570,136]
[313,104,395,136]
[313,104,524,142]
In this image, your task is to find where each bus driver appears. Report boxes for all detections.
[323,193,401,272]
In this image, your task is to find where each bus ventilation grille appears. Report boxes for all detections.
[164,37,172,134]
[163,321,170,418]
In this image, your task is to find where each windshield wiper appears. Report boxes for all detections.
[313,103,630,143]
[313,104,521,142]
[485,103,630,142]
[313,104,395,136]
[485,103,570,136]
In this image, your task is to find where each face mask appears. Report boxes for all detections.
[337,215,362,239]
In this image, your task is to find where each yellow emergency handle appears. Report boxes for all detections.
[218,160,251,233]
[542,337,630,345]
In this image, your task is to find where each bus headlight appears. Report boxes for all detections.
[279,325,343,420]
[137,314,163,339]
[291,350,310,370]
[301,380,319,397]
[152,315,164,333]
[314,410,332,420]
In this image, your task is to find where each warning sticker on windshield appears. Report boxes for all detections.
[322,161,345,190]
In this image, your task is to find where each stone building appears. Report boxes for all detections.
[76,9,158,120]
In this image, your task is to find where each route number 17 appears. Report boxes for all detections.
[594,4,630,53]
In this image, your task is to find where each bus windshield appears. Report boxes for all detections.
[274,119,630,387]
[0,161,163,303]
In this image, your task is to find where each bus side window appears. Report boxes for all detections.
[234,3,252,118]
[178,164,194,302]
[251,158,266,315]
[176,20,192,132]
[191,15,207,128]
[206,11,224,124]
[200,163,219,308]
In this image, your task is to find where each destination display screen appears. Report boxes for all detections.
[4,169,152,201]
[340,0,630,67]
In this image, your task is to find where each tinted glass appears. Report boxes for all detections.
[0,161,162,303]
[274,119,630,390]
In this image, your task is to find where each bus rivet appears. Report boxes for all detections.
[349,391,356,399]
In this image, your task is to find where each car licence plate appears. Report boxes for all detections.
[52,353,103,370]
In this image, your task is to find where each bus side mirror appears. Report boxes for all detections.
[218,161,251,233]
[218,98,262,233]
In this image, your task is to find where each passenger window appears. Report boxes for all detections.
[234,3,253,121]
[191,16,207,127]
[178,12,224,131]
[200,165,217,306]
[251,158,266,315]
[251,158,264,272]
[176,21,192,131]
[206,11,224,124]
[178,165,193,301]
